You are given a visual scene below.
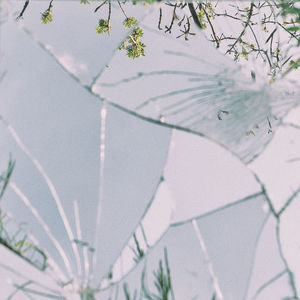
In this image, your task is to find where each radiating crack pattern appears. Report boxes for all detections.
[0,2,299,299]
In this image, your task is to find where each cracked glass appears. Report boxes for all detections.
[0,1,300,299]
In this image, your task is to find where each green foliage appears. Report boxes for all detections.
[131,233,145,263]
[289,58,300,69]
[132,0,156,5]
[17,0,300,66]
[279,0,300,75]
[205,1,215,17]
[124,17,138,28]
[0,208,47,270]
[280,0,300,18]
[197,10,207,29]
[0,159,47,270]
[123,283,137,300]
[279,0,300,45]
[126,41,146,58]
[80,0,90,4]
[0,156,15,200]
[132,27,143,40]
[246,130,255,136]
[284,58,300,76]
[41,7,53,24]
[94,2,144,57]
[96,19,112,34]
[142,248,173,300]
[192,1,300,77]
[119,27,145,59]
[240,47,249,60]
[197,1,215,29]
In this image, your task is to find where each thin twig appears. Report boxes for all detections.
[158,8,162,30]
[202,5,220,48]
[16,0,30,20]
[117,1,128,19]
[165,3,178,33]
[226,3,254,54]
[95,1,107,13]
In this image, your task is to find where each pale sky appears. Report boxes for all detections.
[0,1,300,299]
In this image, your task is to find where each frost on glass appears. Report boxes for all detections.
[0,1,300,300]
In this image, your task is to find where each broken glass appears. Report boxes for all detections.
[0,1,299,299]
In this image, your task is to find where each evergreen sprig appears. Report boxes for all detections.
[123,282,138,300]
[0,207,47,270]
[131,233,145,263]
[0,156,15,200]
[141,248,173,300]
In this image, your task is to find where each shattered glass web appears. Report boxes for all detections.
[0,1,300,299]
